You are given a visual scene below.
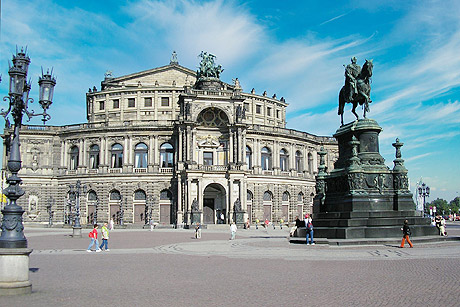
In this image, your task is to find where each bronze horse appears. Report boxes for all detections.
[338,59,373,125]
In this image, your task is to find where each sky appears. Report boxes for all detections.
[0,0,459,202]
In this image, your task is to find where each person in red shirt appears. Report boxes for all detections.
[87,224,101,252]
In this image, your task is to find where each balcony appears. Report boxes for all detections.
[109,168,122,174]
[197,165,228,172]
[134,168,147,173]
[88,169,99,174]
[159,167,173,173]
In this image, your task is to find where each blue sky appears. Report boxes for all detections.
[1,0,459,201]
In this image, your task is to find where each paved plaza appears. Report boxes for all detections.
[2,223,460,306]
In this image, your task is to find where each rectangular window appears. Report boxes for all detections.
[203,152,213,166]
[144,97,152,107]
[276,110,280,118]
[128,98,135,108]
[113,99,119,109]
[161,97,170,107]
[99,101,105,111]
[256,105,261,114]
[267,107,272,116]
[244,103,250,112]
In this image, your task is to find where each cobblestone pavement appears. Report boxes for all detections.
[2,223,460,307]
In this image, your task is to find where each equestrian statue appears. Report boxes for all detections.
[338,57,373,125]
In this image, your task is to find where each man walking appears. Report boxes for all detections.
[99,222,110,251]
[230,222,237,240]
[87,224,101,252]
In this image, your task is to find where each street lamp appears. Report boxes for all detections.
[0,48,56,248]
[418,182,430,217]
[0,47,55,295]
[69,180,87,237]
[46,196,54,227]
[93,196,99,225]
[119,195,125,226]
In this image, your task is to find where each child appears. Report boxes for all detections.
[99,222,110,251]
[87,224,101,252]
[399,220,413,248]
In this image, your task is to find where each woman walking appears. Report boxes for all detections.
[399,220,413,248]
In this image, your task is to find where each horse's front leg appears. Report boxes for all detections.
[351,103,359,120]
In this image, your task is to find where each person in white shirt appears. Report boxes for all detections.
[230,222,238,240]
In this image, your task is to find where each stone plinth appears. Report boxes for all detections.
[313,119,437,239]
[72,227,82,238]
[0,248,33,295]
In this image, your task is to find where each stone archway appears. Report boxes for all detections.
[203,183,226,224]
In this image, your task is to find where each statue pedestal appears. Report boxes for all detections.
[313,119,437,239]
[191,212,202,225]
[234,211,245,225]
[0,248,32,295]
[72,227,82,238]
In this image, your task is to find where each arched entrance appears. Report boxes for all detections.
[203,183,226,224]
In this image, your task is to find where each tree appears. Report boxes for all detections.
[427,198,449,215]
[449,197,460,214]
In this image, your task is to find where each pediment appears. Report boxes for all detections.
[103,64,197,88]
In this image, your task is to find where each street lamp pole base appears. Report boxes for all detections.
[0,248,33,295]
[72,227,82,238]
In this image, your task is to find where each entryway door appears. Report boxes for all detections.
[203,198,214,224]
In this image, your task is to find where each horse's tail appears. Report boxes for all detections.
[338,87,345,115]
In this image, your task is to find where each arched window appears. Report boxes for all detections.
[70,146,79,170]
[246,146,252,169]
[160,189,172,200]
[110,190,121,200]
[280,148,289,171]
[89,145,100,169]
[263,191,273,201]
[308,153,313,174]
[160,143,174,167]
[135,143,148,168]
[295,151,303,172]
[247,190,253,201]
[111,144,123,168]
[261,147,272,171]
[134,189,146,200]
[297,192,304,202]
[282,191,290,201]
[87,190,97,201]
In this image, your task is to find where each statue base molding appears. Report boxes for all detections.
[313,119,437,239]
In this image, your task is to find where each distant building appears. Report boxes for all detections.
[2,53,337,226]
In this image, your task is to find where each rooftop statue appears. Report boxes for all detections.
[338,57,373,125]
[197,51,223,80]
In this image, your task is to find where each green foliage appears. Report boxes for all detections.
[427,197,460,215]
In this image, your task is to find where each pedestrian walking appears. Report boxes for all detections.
[305,214,315,245]
[399,220,413,248]
[150,219,154,231]
[195,222,202,239]
[99,222,110,251]
[87,224,101,252]
[109,218,114,230]
[255,218,259,229]
[264,219,269,229]
[440,217,447,236]
[279,218,284,230]
[220,213,225,224]
[245,219,250,229]
[230,222,237,240]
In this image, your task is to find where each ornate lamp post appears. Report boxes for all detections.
[93,196,99,225]
[69,180,86,237]
[46,196,54,227]
[119,195,125,226]
[0,47,55,295]
[418,182,430,217]
[0,48,55,248]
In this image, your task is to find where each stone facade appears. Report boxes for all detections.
[1,60,337,227]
